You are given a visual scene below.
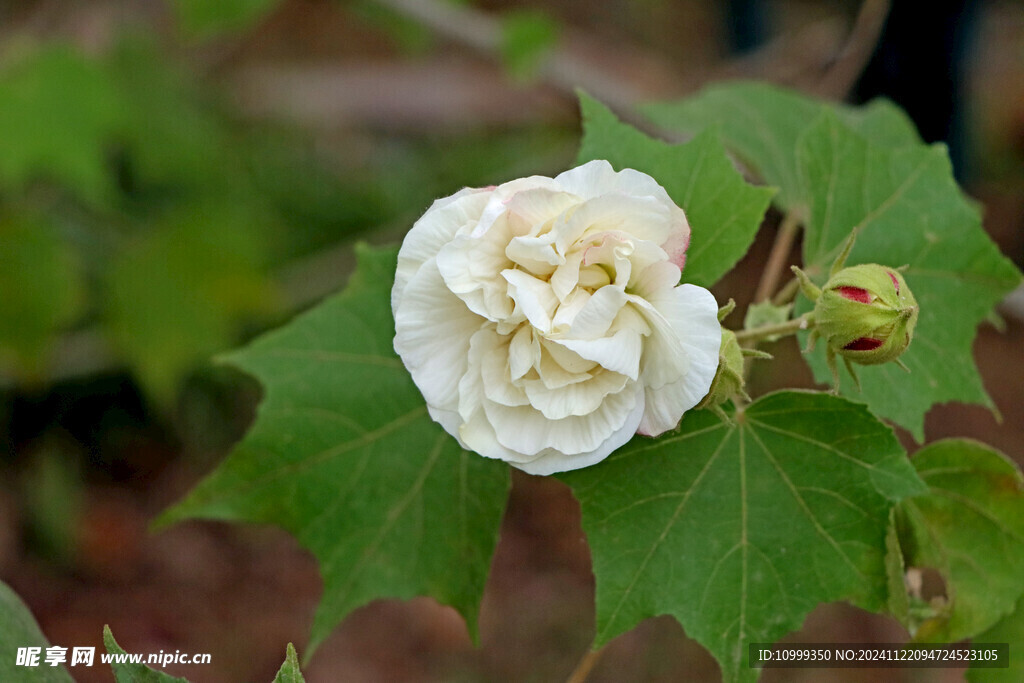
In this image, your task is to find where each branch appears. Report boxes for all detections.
[753,210,803,303]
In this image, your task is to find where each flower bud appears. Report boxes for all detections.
[697,328,746,411]
[814,264,918,367]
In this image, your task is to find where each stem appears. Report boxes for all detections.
[734,313,814,344]
[814,0,892,99]
[566,648,604,683]
[771,276,802,306]
[753,211,802,303]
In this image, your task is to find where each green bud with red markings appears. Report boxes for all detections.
[815,264,918,366]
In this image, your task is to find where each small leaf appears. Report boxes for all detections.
[0,214,84,376]
[742,301,792,342]
[0,580,73,682]
[172,0,281,37]
[103,205,279,403]
[896,439,1024,643]
[158,245,510,654]
[577,93,774,289]
[0,45,125,205]
[272,643,306,683]
[644,82,1022,439]
[103,626,190,683]
[500,10,560,81]
[561,391,926,682]
[966,594,1024,683]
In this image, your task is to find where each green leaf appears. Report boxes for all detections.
[0,214,84,376]
[896,439,1024,643]
[103,626,190,683]
[172,0,281,37]
[838,98,922,149]
[883,509,910,625]
[158,245,510,653]
[0,580,73,682]
[560,391,926,683]
[577,93,774,289]
[0,45,125,205]
[966,594,1024,683]
[500,10,560,81]
[644,82,1022,439]
[272,643,306,683]
[103,205,279,403]
[794,112,1021,439]
[742,301,792,343]
[642,81,920,208]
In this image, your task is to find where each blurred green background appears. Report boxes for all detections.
[0,1,1022,681]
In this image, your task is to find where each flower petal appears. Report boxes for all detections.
[393,187,491,309]
[523,367,630,419]
[636,284,721,435]
[514,391,646,476]
[485,382,641,456]
[394,260,484,412]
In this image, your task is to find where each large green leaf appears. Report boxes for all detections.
[795,113,1021,439]
[577,93,774,289]
[158,245,510,653]
[561,391,926,683]
[897,439,1024,643]
[0,580,73,682]
[642,81,920,207]
[967,594,1024,683]
[644,82,1022,439]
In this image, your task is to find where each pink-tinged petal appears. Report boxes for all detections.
[661,216,691,270]
[394,260,485,413]
[844,337,884,351]
[835,286,872,304]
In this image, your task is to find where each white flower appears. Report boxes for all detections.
[392,160,722,475]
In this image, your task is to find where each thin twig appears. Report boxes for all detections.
[734,313,814,344]
[753,211,802,304]
[771,277,802,306]
[813,0,892,99]
[566,647,604,683]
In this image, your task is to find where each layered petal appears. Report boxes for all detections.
[392,160,720,475]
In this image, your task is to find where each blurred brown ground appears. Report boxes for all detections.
[1,0,1022,681]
